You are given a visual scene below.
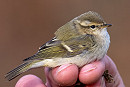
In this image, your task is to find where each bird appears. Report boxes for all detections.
[5,11,112,82]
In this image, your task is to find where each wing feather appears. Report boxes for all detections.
[23,34,95,61]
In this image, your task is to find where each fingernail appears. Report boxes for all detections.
[56,64,72,75]
[81,64,97,74]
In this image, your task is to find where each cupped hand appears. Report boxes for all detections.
[15,55,125,87]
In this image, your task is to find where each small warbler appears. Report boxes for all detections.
[5,11,113,82]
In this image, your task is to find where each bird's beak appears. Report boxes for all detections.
[103,24,112,28]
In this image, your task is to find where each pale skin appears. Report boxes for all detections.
[15,55,125,87]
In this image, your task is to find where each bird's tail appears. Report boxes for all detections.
[5,61,33,81]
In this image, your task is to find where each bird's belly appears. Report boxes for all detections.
[32,51,104,68]
[31,44,108,68]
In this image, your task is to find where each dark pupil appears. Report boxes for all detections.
[90,25,95,29]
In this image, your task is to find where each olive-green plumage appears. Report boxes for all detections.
[23,34,95,61]
[5,11,112,81]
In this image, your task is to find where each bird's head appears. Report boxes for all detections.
[74,11,112,35]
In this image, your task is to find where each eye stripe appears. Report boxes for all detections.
[79,24,90,28]
[79,23,103,29]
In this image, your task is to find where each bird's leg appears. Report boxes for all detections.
[103,70,114,83]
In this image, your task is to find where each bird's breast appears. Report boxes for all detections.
[91,29,110,60]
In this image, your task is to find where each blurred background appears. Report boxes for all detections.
[0,0,130,86]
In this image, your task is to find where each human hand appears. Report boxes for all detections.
[15,55,125,87]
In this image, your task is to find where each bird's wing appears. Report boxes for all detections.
[39,37,59,49]
[23,37,65,61]
[23,34,95,61]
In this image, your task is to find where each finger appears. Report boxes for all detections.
[45,64,78,86]
[85,77,106,87]
[79,59,105,84]
[103,55,125,87]
[15,74,46,87]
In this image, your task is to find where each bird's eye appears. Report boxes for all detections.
[90,25,96,29]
